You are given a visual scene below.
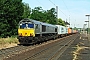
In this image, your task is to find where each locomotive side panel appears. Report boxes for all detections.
[42,26,57,34]
[39,22,58,34]
[35,24,41,34]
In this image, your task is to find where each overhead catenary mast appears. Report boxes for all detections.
[56,6,58,24]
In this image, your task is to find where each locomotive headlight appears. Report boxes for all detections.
[19,33,22,36]
[25,33,27,35]
[30,33,33,36]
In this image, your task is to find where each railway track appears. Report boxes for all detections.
[49,36,79,60]
[0,45,34,59]
[24,34,79,60]
[2,34,80,60]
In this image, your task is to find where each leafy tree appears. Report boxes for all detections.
[30,7,46,22]
[22,2,31,18]
[46,8,57,24]
[58,18,66,26]
[31,7,57,24]
[0,0,24,37]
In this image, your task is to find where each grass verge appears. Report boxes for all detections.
[0,37,19,49]
[0,37,19,44]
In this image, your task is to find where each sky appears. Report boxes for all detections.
[22,0,90,28]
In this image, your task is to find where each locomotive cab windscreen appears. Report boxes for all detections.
[18,20,35,37]
[19,23,34,29]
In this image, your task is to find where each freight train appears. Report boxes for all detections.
[17,18,77,44]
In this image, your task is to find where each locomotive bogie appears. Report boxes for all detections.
[18,36,34,44]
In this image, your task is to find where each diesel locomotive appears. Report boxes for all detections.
[18,18,58,44]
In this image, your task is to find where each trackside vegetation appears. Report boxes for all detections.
[0,38,19,44]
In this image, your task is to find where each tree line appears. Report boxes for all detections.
[0,0,67,38]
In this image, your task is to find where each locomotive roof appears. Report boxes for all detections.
[19,18,57,28]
